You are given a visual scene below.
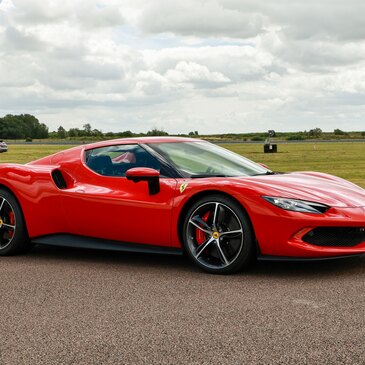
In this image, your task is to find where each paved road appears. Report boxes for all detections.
[1,246,365,365]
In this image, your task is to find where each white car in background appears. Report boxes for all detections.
[0,140,8,153]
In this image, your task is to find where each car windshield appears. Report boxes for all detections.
[148,141,270,177]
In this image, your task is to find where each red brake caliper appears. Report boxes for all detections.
[196,211,211,245]
[8,211,15,238]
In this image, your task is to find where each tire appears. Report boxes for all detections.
[0,188,31,255]
[182,194,255,274]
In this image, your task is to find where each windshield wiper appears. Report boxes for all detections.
[191,171,283,178]
[251,171,281,176]
[190,174,228,178]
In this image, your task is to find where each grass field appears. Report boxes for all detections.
[0,142,364,188]
[224,142,365,188]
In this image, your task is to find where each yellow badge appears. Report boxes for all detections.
[179,183,188,193]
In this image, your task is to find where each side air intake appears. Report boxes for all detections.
[51,169,67,189]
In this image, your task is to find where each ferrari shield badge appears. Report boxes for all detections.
[179,182,188,193]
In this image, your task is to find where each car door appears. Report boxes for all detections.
[61,144,177,247]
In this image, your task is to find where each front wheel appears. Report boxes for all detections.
[0,188,30,255]
[182,195,255,274]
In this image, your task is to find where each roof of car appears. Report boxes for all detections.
[28,136,205,166]
[83,136,202,149]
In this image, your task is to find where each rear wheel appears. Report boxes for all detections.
[182,195,255,274]
[0,188,30,255]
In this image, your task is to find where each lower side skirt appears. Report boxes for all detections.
[31,234,184,256]
[30,235,363,262]
[257,254,363,262]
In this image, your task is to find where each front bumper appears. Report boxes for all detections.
[252,206,365,258]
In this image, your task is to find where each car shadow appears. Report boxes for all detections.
[244,255,365,279]
[25,244,365,278]
[27,244,192,272]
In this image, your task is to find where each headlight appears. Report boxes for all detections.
[262,196,329,214]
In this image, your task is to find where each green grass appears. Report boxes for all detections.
[0,142,364,188]
[221,142,365,188]
[0,145,76,165]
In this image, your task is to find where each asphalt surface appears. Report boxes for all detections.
[1,246,365,365]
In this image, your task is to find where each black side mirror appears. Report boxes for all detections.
[126,167,160,195]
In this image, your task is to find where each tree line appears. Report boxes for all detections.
[0,114,48,139]
[0,115,171,140]
[1,114,364,141]
[50,124,170,139]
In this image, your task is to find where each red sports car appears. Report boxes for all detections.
[0,137,364,274]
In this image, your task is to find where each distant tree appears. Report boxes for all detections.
[20,114,48,138]
[362,131,365,137]
[287,135,304,141]
[308,128,322,137]
[48,131,58,139]
[0,114,48,139]
[119,130,133,137]
[0,115,23,139]
[83,123,92,136]
[57,126,67,139]
[68,128,79,137]
[147,128,168,136]
[334,128,346,135]
[91,129,103,137]
[195,131,199,136]
[188,131,195,136]
[38,123,49,138]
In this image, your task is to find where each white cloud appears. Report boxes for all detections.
[165,61,230,86]
[0,0,365,133]
[0,0,14,12]
[139,0,264,39]
[11,0,124,28]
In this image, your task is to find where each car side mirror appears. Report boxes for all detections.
[126,167,160,195]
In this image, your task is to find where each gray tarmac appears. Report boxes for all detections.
[1,246,365,365]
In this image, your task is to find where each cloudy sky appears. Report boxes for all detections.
[0,0,364,134]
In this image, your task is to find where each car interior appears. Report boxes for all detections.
[85,145,161,177]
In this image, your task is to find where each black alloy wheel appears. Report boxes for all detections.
[183,195,255,274]
[0,188,30,255]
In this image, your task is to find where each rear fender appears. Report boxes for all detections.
[0,164,68,237]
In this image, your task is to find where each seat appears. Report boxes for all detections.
[87,155,114,176]
[134,151,160,170]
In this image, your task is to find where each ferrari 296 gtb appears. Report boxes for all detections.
[0,137,364,274]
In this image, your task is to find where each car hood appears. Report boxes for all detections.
[235,172,365,208]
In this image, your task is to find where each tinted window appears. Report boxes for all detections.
[85,144,160,177]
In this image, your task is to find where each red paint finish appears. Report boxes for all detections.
[126,167,160,179]
[61,174,176,246]
[0,137,363,259]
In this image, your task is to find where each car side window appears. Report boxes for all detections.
[85,144,161,177]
